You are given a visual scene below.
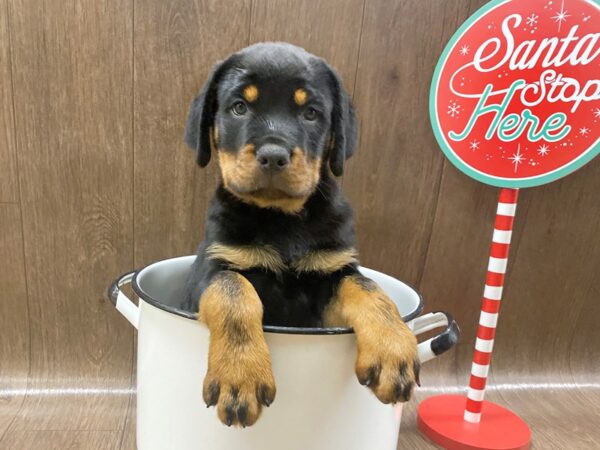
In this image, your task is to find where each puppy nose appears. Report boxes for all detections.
[256,145,290,171]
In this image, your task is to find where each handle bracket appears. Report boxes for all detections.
[410,311,460,363]
[107,271,140,329]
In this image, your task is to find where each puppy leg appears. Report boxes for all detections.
[323,273,420,404]
[199,271,276,427]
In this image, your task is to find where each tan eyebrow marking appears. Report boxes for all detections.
[294,88,308,105]
[243,84,259,102]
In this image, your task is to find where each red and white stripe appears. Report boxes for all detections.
[464,188,519,424]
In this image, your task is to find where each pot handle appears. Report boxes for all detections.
[408,311,460,363]
[107,271,139,329]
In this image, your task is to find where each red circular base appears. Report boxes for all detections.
[417,395,531,450]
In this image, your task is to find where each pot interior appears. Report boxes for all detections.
[133,255,423,334]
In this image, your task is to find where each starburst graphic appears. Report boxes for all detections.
[448,101,461,118]
[508,143,524,173]
[459,45,470,56]
[579,126,590,136]
[469,140,480,151]
[526,13,538,26]
[537,144,550,156]
[551,0,570,32]
[593,108,600,119]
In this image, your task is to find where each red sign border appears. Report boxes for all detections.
[430,0,600,188]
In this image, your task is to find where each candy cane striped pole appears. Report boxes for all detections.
[464,187,519,424]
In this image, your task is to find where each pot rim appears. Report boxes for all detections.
[131,256,425,335]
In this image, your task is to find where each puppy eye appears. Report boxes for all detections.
[303,107,317,121]
[232,101,248,116]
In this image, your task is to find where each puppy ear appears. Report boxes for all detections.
[184,60,229,167]
[326,66,358,177]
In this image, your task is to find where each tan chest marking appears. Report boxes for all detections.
[292,248,358,273]
[206,243,357,274]
[206,243,285,273]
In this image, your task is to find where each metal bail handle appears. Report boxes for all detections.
[107,271,140,329]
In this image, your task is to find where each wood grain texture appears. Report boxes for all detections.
[5,0,134,431]
[133,0,252,267]
[249,0,364,92]
[399,389,600,450]
[0,430,121,450]
[0,205,29,437]
[0,0,18,202]
[493,159,600,382]
[344,0,473,286]
[108,389,600,450]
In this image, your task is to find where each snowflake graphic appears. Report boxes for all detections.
[469,140,480,151]
[537,144,550,156]
[593,108,600,119]
[508,144,524,173]
[551,0,570,32]
[579,127,590,136]
[526,14,538,26]
[459,45,470,56]
[448,101,461,118]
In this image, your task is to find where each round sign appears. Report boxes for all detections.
[430,0,600,188]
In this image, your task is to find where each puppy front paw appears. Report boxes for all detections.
[355,325,420,404]
[203,337,276,427]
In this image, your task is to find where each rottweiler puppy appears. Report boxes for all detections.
[182,42,419,428]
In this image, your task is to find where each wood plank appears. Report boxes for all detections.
[117,393,136,450]
[0,205,29,437]
[344,0,477,285]
[0,0,18,202]
[133,0,252,266]
[249,0,364,92]
[492,160,600,383]
[7,0,134,431]
[400,389,600,449]
[418,165,513,382]
[0,430,120,450]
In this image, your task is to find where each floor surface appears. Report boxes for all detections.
[1,387,598,449]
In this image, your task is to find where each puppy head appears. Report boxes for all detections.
[184,42,358,213]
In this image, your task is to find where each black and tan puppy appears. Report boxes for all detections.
[182,42,419,428]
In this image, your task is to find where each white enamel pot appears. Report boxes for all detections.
[108,255,459,450]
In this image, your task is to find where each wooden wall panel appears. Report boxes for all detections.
[0,0,18,202]
[493,160,600,381]
[345,0,476,286]
[417,0,600,385]
[249,0,364,93]
[0,205,29,437]
[6,0,134,430]
[133,0,252,266]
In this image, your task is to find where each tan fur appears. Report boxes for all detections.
[294,88,308,105]
[234,195,308,214]
[216,146,321,214]
[323,275,419,404]
[199,271,276,427]
[206,242,285,273]
[293,248,358,273]
[218,144,260,192]
[243,84,259,102]
[282,147,321,196]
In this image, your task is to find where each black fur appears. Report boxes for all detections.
[182,42,360,327]
[184,42,357,175]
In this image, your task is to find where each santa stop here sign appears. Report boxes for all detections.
[430,0,600,188]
